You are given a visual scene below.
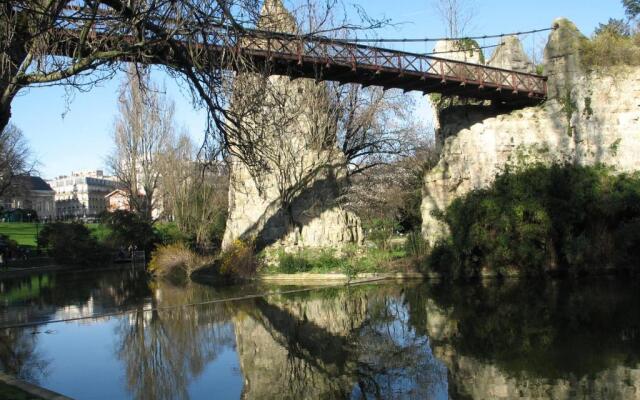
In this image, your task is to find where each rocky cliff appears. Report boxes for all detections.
[222,0,362,252]
[422,19,640,243]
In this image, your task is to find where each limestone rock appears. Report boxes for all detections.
[433,40,484,64]
[222,0,363,252]
[422,67,640,243]
[487,35,535,73]
[421,18,640,244]
[543,18,586,100]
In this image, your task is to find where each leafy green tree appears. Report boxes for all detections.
[37,223,110,267]
[101,211,158,254]
[594,18,631,36]
[623,0,640,19]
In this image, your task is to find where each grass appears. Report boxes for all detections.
[0,223,112,247]
[265,245,410,276]
[0,223,39,247]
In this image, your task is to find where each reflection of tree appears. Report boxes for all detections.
[0,328,49,382]
[115,280,235,400]
[354,296,446,399]
[234,284,447,399]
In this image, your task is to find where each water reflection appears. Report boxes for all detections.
[0,271,639,399]
[420,279,640,399]
[116,281,236,400]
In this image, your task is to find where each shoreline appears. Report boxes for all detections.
[0,372,72,400]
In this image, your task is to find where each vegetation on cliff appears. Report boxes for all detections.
[428,164,640,279]
[580,1,640,68]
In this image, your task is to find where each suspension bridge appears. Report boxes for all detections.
[54,21,548,105]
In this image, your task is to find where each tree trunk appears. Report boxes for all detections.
[0,99,11,133]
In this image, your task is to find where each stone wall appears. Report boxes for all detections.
[222,0,363,252]
[421,18,640,244]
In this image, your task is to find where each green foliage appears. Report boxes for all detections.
[580,27,640,68]
[0,233,19,255]
[561,89,577,137]
[37,223,110,267]
[623,0,640,19]
[365,218,399,250]
[270,246,407,275]
[277,252,314,274]
[594,18,632,37]
[404,231,429,258]
[429,164,640,279]
[87,223,112,243]
[609,138,622,156]
[154,222,189,245]
[101,211,158,253]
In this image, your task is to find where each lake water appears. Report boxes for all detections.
[1,268,640,399]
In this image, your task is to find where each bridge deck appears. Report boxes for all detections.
[55,19,547,104]
[231,30,547,104]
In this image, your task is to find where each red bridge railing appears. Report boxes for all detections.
[53,6,547,104]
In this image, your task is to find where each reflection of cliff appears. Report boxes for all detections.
[234,290,366,399]
[234,285,447,399]
[421,280,640,400]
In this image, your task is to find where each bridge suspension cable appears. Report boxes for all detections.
[341,27,557,43]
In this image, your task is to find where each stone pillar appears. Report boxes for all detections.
[543,18,586,100]
[221,0,363,253]
[487,35,535,73]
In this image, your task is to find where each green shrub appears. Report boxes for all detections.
[277,252,313,274]
[101,211,158,253]
[429,164,640,279]
[37,223,110,267]
[580,29,640,68]
[154,223,189,245]
[365,218,399,250]
[404,231,429,258]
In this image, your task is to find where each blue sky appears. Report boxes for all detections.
[10,0,626,178]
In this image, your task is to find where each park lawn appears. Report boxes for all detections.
[0,223,113,247]
[0,223,38,247]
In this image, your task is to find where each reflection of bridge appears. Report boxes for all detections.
[57,23,547,105]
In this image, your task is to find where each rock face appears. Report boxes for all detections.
[421,18,640,244]
[487,35,536,73]
[433,40,484,64]
[222,0,363,252]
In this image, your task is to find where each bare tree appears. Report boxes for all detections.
[1,1,386,173]
[433,0,475,38]
[160,133,229,248]
[108,68,174,223]
[0,123,32,197]
[330,85,428,175]
[0,0,268,133]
